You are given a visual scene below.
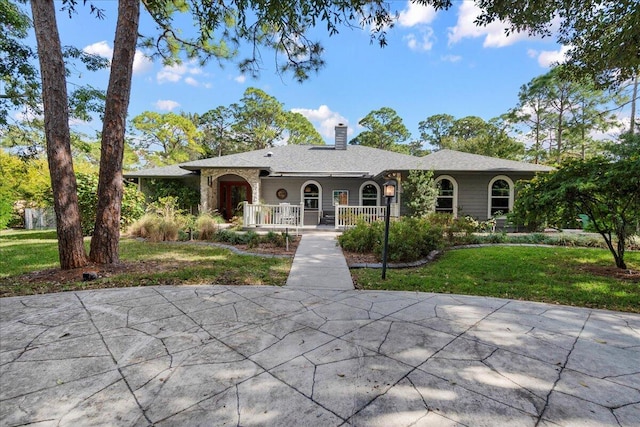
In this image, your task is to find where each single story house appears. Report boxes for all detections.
[125,125,552,229]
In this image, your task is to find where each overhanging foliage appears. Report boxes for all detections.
[513,151,640,268]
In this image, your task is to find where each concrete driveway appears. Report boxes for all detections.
[1,285,639,426]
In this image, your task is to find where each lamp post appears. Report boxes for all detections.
[382,181,396,279]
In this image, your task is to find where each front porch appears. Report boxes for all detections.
[242,202,400,232]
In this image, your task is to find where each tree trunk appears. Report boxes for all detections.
[30,0,88,269]
[89,0,140,264]
[631,74,638,135]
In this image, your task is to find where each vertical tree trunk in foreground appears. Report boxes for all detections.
[631,74,638,135]
[30,0,88,269]
[90,0,140,264]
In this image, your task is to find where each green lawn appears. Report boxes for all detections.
[2,230,639,313]
[352,246,640,313]
[0,229,291,296]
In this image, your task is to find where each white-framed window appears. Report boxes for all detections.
[301,180,322,210]
[359,181,380,206]
[333,190,349,205]
[435,175,458,216]
[488,175,514,217]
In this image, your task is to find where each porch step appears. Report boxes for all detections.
[320,215,335,225]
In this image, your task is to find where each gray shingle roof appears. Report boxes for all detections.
[405,149,554,172]
[179,145,421,177]
[123,164,197,178]
[125,145,553,178]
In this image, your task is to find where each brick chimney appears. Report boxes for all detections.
[335,123,347,150]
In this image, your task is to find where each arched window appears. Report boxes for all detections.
[488,175,514,217]
[435,175,458,216]
[359,181,380,206]
[301,180,322,210]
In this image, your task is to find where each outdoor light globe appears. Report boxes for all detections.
[384,181,396,198]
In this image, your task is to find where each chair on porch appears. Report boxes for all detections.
[278,203,297,227]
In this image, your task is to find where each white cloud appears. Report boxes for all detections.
[590,112,630,140]
[441,54,462,63]
[157,64,186,83]
[84,41,152,75]
[234,75,246,84]
[404,28,435,52]
[156,61,204,84]
[132,51,153,75]
[83,41,113,58]
[184,76,199,86]
[14,104,43,122]
[535,45,571,67]
[290,105,351,140]
[155,100,180,111]
[448,2,531,48]
[398,1,437,27]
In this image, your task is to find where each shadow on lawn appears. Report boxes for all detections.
[0,230,58,240]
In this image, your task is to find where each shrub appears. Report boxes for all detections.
[338,220,384,254]
[381,217,443,262]
[245,231,261,248]
[213,229,234,243]
[0,194,13,230]
[144,178,200,212]
[338,217,445,262]
[195,213,224,240]
[427,213,476,245]
[76,172,145,235]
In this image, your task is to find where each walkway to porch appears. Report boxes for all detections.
[285,231,354,290]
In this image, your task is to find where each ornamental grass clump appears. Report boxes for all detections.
[195,212,225,240]
[128,196,190,242]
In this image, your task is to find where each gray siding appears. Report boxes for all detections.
[435,172,536,220]
[260,177,384,213]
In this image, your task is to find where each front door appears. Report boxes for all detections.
[220,181,252,220]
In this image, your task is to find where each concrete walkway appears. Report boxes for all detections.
[286,231,354,290]
[1,286,638,426]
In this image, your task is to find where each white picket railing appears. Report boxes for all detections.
[335,205,385,229]
[243,202,304,230]
[335,203,400,229]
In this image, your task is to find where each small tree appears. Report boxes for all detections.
[512,154,640,269]
[402,170,438,218]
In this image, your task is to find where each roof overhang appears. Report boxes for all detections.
[268,171,372,178]
[180,165,269,171]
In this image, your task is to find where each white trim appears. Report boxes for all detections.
[301,180,322,211]
[359,181,381,206]
[435,175,458,217]
[487,175,514,218]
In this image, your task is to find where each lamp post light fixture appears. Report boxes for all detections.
[382,180,396,279]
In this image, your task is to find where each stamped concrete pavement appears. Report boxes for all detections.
[1,285,639,426]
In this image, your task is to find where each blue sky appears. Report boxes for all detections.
[33,1,573,144]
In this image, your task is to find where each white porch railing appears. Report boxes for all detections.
[335,203,400,229]
[335,205,384,229]
[243,202,304,230]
